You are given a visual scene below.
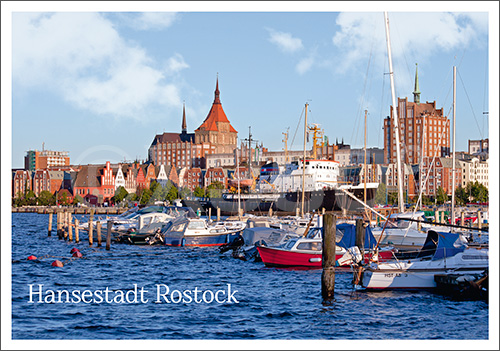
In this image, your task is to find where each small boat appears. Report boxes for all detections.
[355,230,488,290]
[256,224,394,268]
[162,217,244,247]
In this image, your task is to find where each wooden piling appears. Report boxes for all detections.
[208,208,212,221]
[321,213,336,300]
[477,211,482,229]
[217,207,220,222]
[322,208,325,215]
[461,212,465,226]
[75,219,80,243]
[64,211,69,240]
[355,218,365,257]
[96,221,102,247]
[68,213,73,241]
[48,213,53,237]
[268,207,273,217]
[88,216,93,246]
[106,221,112,250]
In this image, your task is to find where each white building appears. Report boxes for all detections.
[459,157,489,189]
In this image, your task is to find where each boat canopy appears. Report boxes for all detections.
[416,230,466,260]
[335,223,378,250]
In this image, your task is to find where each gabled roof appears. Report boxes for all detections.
[195,78,237,133]
[74,165,101,187]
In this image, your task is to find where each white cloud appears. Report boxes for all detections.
[165,53,189,75]
[296,54,315,75]
[115,12,178,31]
[332,12,488,74]
[12,12,184,120]
[267,28,304,53]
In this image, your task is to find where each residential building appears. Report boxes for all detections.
[383,64,450,165]
[25,148,70,171]
[458,156,489,189]
[12,170,33,198]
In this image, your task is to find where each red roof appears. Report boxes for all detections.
[195,78,237,133]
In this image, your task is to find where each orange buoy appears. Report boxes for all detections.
[27,255,37,260]
[51,260,64,267]
[72,251,83,258]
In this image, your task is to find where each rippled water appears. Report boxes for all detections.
[11,213,489,341]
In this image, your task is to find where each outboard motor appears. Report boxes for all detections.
[335,246,363,267]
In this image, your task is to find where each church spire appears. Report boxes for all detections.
[413,63,421,104]
[181,101,187,133]
[214,73,221,104]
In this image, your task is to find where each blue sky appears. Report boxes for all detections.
[3,2,498,169]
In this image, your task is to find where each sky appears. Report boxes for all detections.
[3,2,498,170]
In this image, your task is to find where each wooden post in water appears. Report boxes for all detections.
[268,207,273,217]
[321,213,336,300]
[461,212,465,226]
[48,213,53,237]
[355,218,365,257]
[68,213,73,241]
[75,219,80,243]
[477,210,482,229]
[63,211,69,240]
[106,221,112,250]
[322,208,325,215]
[96,221,102,247]
[217,207,220,222]
[88,216,93,247]
[208,208,212,222]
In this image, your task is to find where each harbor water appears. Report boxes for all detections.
[10,213,489,342]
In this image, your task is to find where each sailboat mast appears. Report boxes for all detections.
[364,109,368,206]
[451,66,457,227]
[301,103,308,217]
[384,12,405,213]
[237,146,241,216]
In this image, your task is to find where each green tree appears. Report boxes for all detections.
[57,191,71,206]
[374,183,387,205]
[140,189,153,205]
[112,186,129,204]
[165,184,179,203]
[193,186,205,198]
[435,186,448,205]
[73,194,83,205]
[206,181,224,198]
[38,190,55,206]
[178,186,192,199]
[454,185,468,206]
[25,190,37,206]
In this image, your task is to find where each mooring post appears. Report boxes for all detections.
[461,211,465,226]
[268,207,273,217]
[48,212,53,237]
[321,213,336,300]
[96,221,102,247]
[68,213,73,241]
[217,207,220,222]
[322,208,325,215]
[75,219,80,243]
[88,216,93,247]
[208,208,212,222]
[63,211,69,240]
[477,210,482,229]
[355,218,365,257]
[106,221,112,250]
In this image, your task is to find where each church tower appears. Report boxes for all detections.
[195,76,238,154]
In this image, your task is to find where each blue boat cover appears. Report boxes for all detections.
[433,231,466,260]
[335,223,378,250]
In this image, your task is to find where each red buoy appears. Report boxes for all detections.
[72,251,83,258]
[27,255,37,260]
[70,248,79,254]
[51,260,64,267]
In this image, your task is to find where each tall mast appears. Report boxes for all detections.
[282,130,289,163]
[301,103,308,217]
[248,126,252,182]
[384,12,405,213]
[451,66,457,227]
[364,109,368,206]
[237,146,241,217]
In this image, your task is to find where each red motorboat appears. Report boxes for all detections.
[256,227,394,268]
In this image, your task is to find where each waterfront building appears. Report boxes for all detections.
[184,168,204,192]
[468,138,489,155]
[205,167,227,188]
[73,162,115,205]
[32,170,50,196]
[12,170,33,198]
[114,165,126,190]
[24,148,70,171]
[458,156,489,189]
[156,164,169,187]
[419,157,462,196]
[383,64,450,165]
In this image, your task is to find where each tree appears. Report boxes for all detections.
[165,184,179,203]
[193,186,205,198]
[206,181,224,198]
[374,183,387,205]
[73,194,83,205]
[57,191,71,206]
[454,185,468,206]
[435,186,448,205]
[25,190,37,206]
[38,190,55,206]
[112,186,129,204]
[140,189,153,205]
[178,186,192,199]
[465,181,489,203]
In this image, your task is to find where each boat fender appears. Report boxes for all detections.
[72,251,83,258]
[51,260,64,267]
[335,246,362,267]
[27,255,37,260]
